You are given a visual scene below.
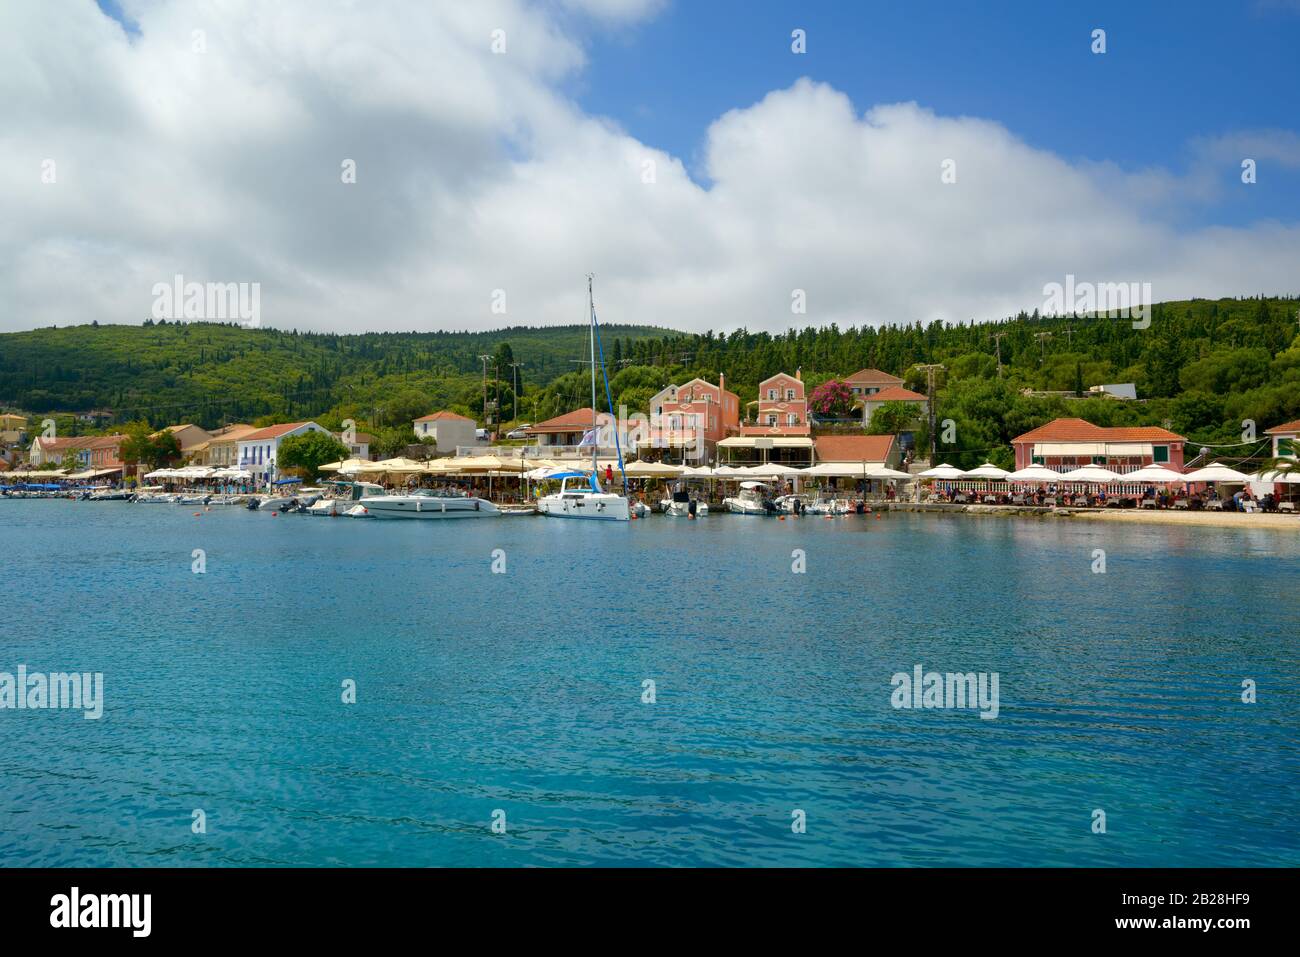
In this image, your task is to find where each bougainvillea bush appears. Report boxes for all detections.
[809,379,856,417]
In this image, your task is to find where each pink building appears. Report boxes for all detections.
[646,375,740,461]
[744,370,810,437]
[1011,418,1185,472]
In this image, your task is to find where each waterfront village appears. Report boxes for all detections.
[2,366,1298,518]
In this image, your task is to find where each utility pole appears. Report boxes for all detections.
[913,363,945,465]
[509,362,523,423]
[1034,332,1052,363]
[478,354,492,434]
[989,332,1007,378]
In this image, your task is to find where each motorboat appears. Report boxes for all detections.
[359,488,500,519]
[804,497,852,515]
[308,481,385,516]
[723,481,776,515]
[660,489,707,516]
[88,487,133,501]
[631,500,652,518]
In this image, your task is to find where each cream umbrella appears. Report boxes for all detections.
[625,461,685,477]
[918,463,964,479]
[1057,465,1122,483]
[1183,462,1252,484]
[1005,465,1062,483]
[961,462,1011,480]
[1121,465,1186,483]
[803,462,862,477]
[865,466,912,480]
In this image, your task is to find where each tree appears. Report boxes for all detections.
[372,427,419,459]
[120,421,182,471]
[277,430,349,481]
[867,401,922,437]
[1073,362,1084,397]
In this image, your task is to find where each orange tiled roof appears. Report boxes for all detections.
[814,435,896,462]
[862,386,927,403]
[846,368,903,384]
[414,411,473,423]
[1012,417,1184,444]
[1265,420,1300,435]
[527,408,597,432]
[241,422,314,441]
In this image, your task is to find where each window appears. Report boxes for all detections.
[766,414,777,426]
[767,389,777,400]
[787,413,797,426]
[1152,445,1169,463]
[786,389,795,401]
[1092,455,1107,465]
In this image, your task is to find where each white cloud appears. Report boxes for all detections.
[0,0,1296,336]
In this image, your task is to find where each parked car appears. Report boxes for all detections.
[505,424,532,440]
[475,428,489,441]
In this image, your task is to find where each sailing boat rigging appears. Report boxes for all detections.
[536,276,631,521]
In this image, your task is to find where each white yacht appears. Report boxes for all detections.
[359,488,500,519]
[723,481,776,515]
[537,275,631,524]
[538,473,631,521]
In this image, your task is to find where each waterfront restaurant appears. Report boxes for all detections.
[1010,418,1186,474]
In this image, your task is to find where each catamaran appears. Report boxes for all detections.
[537,275,630,522]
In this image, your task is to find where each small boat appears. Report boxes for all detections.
[359,488,500,519]
[660,490,707,517]
[723,481,776,515]
[89,488,133,501]
[175,491,211,505]
[343,504,373,518]
[631,500,652,518]
[135,491,177,504]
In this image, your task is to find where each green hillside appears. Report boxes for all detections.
[3,295,1298,469]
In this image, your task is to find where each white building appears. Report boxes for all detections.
[413,411,476,455]
[237,421,331,484]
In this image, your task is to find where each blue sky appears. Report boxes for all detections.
[568,0,1300,226]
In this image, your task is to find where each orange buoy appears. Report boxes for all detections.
[193,512,201,517]
[271,511,277,517]
[779,515,786,521]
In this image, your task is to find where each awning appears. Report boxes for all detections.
[1035,442,1155,457]
[718,436,814,449]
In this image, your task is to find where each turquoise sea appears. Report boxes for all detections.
[1,500,1297,867]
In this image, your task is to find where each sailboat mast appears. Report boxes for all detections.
[588,274,597,478]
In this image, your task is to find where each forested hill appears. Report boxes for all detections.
[0,322,676,428]
[2,296,1298,467]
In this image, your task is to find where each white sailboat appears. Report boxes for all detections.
[537,275,631,523]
